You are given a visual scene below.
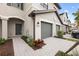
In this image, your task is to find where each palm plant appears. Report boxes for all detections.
[73,9,79,28]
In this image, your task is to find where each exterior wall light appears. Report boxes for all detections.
[37,22,39,24]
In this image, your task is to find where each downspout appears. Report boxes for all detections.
[32,17,35,40]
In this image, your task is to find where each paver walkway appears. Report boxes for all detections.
[12,37,75,56]
[12,37,35,56]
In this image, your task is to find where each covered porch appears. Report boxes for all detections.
[0,17,24,39]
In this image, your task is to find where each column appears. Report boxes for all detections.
[2,19,8,39]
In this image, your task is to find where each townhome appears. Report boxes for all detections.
[0,3,62,40]
[24,3,62,39]
[67,20,72,32]
[71,23,76,30]
[60,12,71,33]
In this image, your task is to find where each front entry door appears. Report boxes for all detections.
[16,24,22,35]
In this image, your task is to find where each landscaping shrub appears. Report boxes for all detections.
[70,48,79,56]
[21,35,28,40]
[21,36,45,50]
[21,35,34,47]
[55,50,79,56]
[57,31,64,38]
[21,35,28,42]
[33,39,45,48]
[55,51,71,56]
[28,40,34,47]
[0,37,6,45]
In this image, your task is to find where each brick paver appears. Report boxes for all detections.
[13,37,75,56]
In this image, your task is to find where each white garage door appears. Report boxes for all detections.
[41,21,52,39]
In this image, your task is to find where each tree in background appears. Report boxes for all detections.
[73,9,79,28]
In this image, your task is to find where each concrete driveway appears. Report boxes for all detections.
[13,37,75,56]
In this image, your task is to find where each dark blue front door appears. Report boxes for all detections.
[16,24,22,35]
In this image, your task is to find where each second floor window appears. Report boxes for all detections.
[40,3,48,9]
[7,3,24,10]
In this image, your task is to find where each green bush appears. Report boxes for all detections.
[28,39,34,47]
[21,35,28,40]
[0,37,6,45]
[57,31,64,38]
[21,36,45,49]
[21,35,34,47]
[55,51,71,56]
[21,35,28,42]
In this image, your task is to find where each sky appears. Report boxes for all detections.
[59,3,79,23]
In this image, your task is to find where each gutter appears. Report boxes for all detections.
[54,3,61,9]
[55,11,63,24]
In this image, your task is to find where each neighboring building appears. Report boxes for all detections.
[67,20,72,32]
[0,3,62,40]
[71,23,76,30]
[60,12,71,33]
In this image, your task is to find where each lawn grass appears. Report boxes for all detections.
[64,38,79,42]
[54,36,79,42]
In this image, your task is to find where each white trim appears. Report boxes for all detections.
[41,19,53,24]
[0,15,25,21]
[7,16,25,21]
[40,21,53,39]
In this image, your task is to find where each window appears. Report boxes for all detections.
[56,25,60,32]
[40,3,48,9]
[7,3,24,10]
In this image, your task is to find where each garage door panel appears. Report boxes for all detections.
[41,22,52,39]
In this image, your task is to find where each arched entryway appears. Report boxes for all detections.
[8,18,24,38]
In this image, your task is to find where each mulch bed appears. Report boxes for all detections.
[0,39,14,56]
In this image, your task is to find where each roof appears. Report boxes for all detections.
[59,12,69,25]
[63,24,69,26]
[55,11,63,24]
[29,9,63,24]
[29,9,56,17]
[59,13,64,15]
[54,3,61,9]
[60,12,68,18]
